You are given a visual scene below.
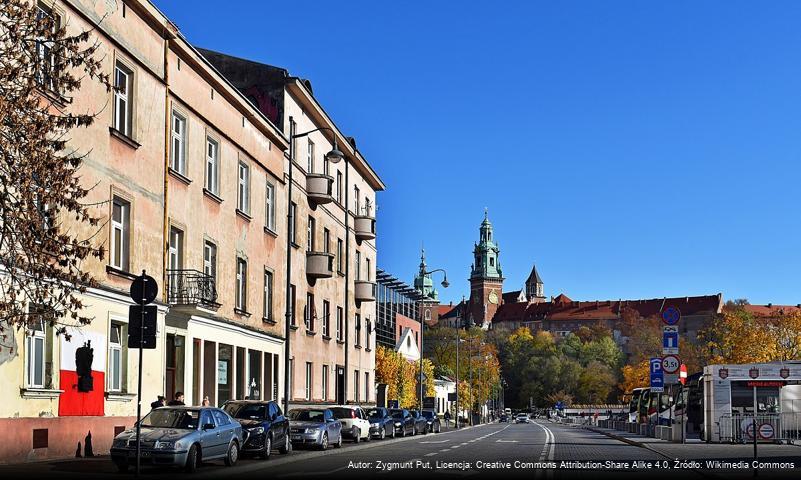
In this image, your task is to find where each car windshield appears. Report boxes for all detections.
[223,403,267,420]
[391,411,405,419]
[289,409,325,422]
[330,408,355,419]
[141,409,199,429]
[422,411,435,419]
[367,409,384,419]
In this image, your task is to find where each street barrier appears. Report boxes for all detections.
[718,413,801,444]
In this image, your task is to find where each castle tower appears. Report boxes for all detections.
[468,209,504,327]
[414,248,440,326]
[525,264,546,303]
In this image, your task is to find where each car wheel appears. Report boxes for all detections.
[319,433,328,451]
[335,433,343,448]
[114,460,129,473]
[379,427,386,440]
[412,426,417,436]
[260,435,272,460]
[185,444,200,473]
[224,441,239,467]
[352,427,360,444]
[436,423,441,433]
[278,433,291,454]
[400,427,405,437]
[390,426,396,438]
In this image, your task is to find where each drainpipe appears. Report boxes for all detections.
[344,155,350,404]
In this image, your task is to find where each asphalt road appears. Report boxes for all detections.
[2,421,800,480]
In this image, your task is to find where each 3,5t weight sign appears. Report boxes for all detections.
[662,355,681,374]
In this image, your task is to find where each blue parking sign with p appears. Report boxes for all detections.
[650,357,664,392]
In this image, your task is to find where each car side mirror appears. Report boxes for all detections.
[203,423,215,431]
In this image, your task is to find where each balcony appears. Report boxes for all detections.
[306,173,334,205]
[354,215,376,242]
[167,269,220,309]
[354,280,376,303]
[306,251,334,280]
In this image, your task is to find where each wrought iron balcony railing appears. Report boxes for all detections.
[167,269,220,309]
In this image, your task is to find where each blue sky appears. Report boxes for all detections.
[155,1,801,306]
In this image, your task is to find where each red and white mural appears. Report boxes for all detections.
[58,329,105,416]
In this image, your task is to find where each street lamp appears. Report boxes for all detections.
[284,118,344,414]
[418,267,448,411]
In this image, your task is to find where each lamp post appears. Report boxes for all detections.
[283,118,344,414]
[455,296,464,429]
[418,268,448,410]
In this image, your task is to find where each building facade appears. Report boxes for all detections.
[0,0,384,463]
[375,269,420,350]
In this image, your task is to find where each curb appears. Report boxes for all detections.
[583,426,648,449]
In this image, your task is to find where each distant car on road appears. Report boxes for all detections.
[389,408,415,437]
[222,400,290,459]
[421,410,441,433]
[366,407,395,439]
[515,413,530,424]
[409,409,429,435]
[288,408,343,450]
[110,406,242,473]
[499,414,509,423]
[330,406,371,443]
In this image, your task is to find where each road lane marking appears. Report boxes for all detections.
[419,440,449,444]
[496,439,518,443]
[425,453,437,457]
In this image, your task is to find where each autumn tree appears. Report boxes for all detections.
[0,0,109,337]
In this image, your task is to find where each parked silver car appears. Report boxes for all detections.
[110,406,243,473]
[288,408,343,450]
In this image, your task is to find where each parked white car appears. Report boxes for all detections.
[330,406,372,443]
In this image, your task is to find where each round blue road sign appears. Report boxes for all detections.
[661,306,681,326]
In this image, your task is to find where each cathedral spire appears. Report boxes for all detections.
[414,245,438,301]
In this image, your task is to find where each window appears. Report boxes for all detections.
[289,203,297,244]
[322,365,329,401]
[354,370,360,403]
[236,258,247,311]
[168,227,183,271]
[35,4,58,90]
[336,306,343,342]
[265,181,275,231]
[366,257,371,281]
[170,111,186,174]
[354,186,360,214]
[323,228,330,254]
[307,216,315,252]
[108,323,124,392]
[307,140,315,173]
[263,270,273,321]
[324,152,330,177]
[305,293,315,331]
[205,137,219,194]
[110,197,130,271]
[238,162,250,214]
[355,251,361,281]
[364,372,369,402]
[305,362,312,401]
[366,319,371,349]
[322,300,330,337]
[336,239,343,273]
[113,63,132,136]
[289,284,296,326]
[26,318,46,388]
[355,313,361,347]
[336,171,343,204]
[203,241,217,280]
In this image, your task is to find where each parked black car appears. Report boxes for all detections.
[409,410,429,435]
[389,408,415,437]
[223,400,290,459]
[421,410,441,433]
[366,407,395,439]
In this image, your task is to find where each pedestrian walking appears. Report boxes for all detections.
[444,410,452,428]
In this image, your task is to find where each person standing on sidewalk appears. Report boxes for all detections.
[444,410,452,428]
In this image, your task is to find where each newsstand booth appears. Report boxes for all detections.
[703,362,801,443]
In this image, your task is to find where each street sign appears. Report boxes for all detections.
[664,373,679,384]
[758,423,775,440]
[662,355,681,374]
[130,272,158,305]
[650,357,664,392]
[128,305,157,349]
[661,306,681,326]
[662,326,679,355]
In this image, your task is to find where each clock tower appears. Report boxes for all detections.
[468,209,504,328]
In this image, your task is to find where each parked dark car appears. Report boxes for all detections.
[389,408,415,437]
[110,407,242,473]
[421,410,441,433]
[223,400,290,459]
[409,409,429,435]
[366,407,395,439]
[288,408,343,450]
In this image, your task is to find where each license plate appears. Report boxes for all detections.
[129,451,151,458]
[291,435,301,441]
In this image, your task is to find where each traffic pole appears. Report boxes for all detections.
[135,271,146,478]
